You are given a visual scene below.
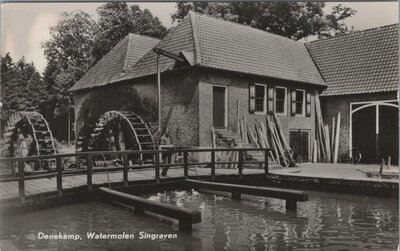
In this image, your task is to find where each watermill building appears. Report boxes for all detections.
[69,12,399,164]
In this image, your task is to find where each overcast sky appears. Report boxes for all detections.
[1,2,398,74]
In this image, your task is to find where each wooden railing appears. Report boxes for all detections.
[0,147,271,202]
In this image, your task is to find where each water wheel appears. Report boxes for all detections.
[1,111,56,173]
[76,111,155,166]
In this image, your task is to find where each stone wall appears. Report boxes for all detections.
[73,71,199,146]
[320,91,398,158]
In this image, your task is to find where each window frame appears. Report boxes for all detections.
[254,83,267,114]
[275,86,287,116]
[294,89,305,116]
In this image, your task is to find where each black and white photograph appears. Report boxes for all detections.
[0,1,398,250]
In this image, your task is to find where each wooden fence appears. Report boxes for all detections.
[0,148,271,202]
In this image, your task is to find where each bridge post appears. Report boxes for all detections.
[179,215,193,233]
[264,149,269,175]
[286,200,297,211]
[155,152,160,184]
[123,154,128,187]
[87,155,93,190]
[232,192,241,200]
[238,150,243,179]
[18,161,25,202]
[56,156,62,196]
[183,150,188,178]
[211,149,215,179]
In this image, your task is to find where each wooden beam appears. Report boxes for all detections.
[185,180,308,210]
[99,187,201,232]
[153,48,185,62]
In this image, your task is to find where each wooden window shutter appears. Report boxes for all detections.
[306,92,311,117]
[290,89,297,116]
[249,84,255,113]
[267,87,274,114]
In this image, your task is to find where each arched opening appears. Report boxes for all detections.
[351,101,398,165]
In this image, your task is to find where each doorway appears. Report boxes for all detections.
[351,101,399,164]
[213,86,227,129]
[289,129,310,162]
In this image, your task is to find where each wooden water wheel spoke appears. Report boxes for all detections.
[76,111,155,164]
[1,111,56,173]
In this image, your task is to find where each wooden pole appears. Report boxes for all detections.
[331,117,335,161]
[236,100,239,135]
[67,97,71,147]
[238,150,243,179]
[333,113,341,163]
[87,155,93,190]
[18,161,25,202]
[56,156,63,196]
[155,152,160,184]
[157,53,161,134]
[264,149,269,174]
[183,150,188,178]
[211,149,215,179]
[123,154,128,187]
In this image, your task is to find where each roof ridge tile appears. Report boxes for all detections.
[189,11,201,65]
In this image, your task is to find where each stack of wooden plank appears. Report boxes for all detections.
[265,114,297,167]
[235,114,296,167]
[211,126,240,169]
[313,91,341,163]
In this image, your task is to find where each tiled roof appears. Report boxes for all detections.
[117,13,197,82]
[117,12,326,87]
[306,24,399,96]
[69,34,160,92]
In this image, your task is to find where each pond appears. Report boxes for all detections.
[0,190,398,250]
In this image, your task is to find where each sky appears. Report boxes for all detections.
[1,2,398,74]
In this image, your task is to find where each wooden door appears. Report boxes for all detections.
[213,86,226,128]
[289,130,310,162]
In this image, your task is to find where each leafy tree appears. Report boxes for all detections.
[42,10,97,93]
[1,54,46,123]
[40,11,97,140]
[92,2,167,63]
[172,2,356,40]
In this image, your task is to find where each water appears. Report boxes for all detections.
[0,190,398,250]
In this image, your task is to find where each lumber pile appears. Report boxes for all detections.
[236,114,296,167]
[313,91,341,163]
[211,126,239,169]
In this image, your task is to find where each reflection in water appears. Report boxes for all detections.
[0,190,398,250]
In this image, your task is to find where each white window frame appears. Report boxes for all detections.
[295,89,305,116]
[254,83,267,114]
[275,86,287,115]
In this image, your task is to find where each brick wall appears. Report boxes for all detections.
[198,70,320,160]
[73,71,199,146]
[320,91,397,157]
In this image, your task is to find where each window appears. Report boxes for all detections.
[275,87,286,114]
[254,84,265,112]
[295,90,305,115]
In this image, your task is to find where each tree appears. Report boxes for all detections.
[40,5,167,140]
[42,10,97,92]
[1,54,46,123]
[40,11,97,140]
[92,2,168,63]
[172,2,356,40]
